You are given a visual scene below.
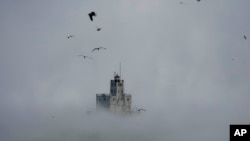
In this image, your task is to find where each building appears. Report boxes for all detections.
[96,74,132,113]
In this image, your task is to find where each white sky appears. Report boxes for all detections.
[0,0,250,140]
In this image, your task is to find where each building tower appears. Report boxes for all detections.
[96,73,132,113]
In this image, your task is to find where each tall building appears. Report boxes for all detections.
[96,73,132,113]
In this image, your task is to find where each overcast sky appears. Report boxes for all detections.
[0,0,250,140]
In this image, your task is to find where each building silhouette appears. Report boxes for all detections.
[96,73,132,113]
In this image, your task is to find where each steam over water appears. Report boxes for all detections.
[2,100,248,141]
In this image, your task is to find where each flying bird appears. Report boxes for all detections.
[197,0,201,2]
[96,26,101,31]
[179,1,184,4]
[92,47,106,52]
[78,55,93,59]
[244,35,247,40]
[138,109,146,112]
[88,11,96,21]
[67,35,74,39]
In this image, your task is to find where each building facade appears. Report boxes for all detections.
[96,74,132,113]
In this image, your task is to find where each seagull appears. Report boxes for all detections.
[179,1,184,4]
[78,55,93,59]
[244,35,247,40]
[67,35,74,39]
[138,109,146,112]
[88,11,96,21]
[197,0,200,2]
[92,47,106,52]
[96,26,101,31]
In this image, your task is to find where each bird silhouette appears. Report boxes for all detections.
[88,11,96,21]
[244,35,247,40]
[78,55,93,59]
[67,35,74,39]
[179,1,184,4]
[92,47,106,52]
[96,26,101,31]
[197,0,200,2]
[138,109,146,112]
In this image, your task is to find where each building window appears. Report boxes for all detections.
[113,98,115,101]
[127,98,129,101]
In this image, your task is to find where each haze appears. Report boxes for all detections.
[0,0,250,141]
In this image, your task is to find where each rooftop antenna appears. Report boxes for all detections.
[119,62,121,78]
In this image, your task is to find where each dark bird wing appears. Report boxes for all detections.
[92,48,98,52]
[88,13,93,21]
[78,55,93,59]
[67,35,74,39]
[88,11,96,21]
[138,109,146,111]
[244,35,247,40]
[96,26,101,31]
[92,12,96,16]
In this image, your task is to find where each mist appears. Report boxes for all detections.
[0,0,250,141]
